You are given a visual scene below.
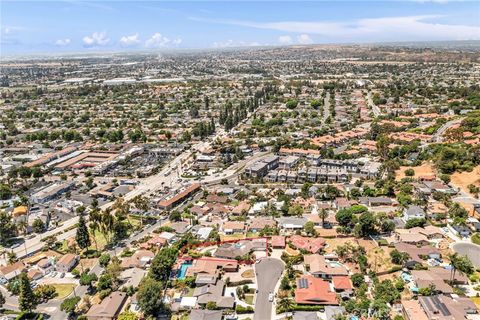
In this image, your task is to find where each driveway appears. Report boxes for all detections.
[254,258,284,320]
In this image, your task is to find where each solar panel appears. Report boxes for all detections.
[298,278,309,289]
[431,296,451,316]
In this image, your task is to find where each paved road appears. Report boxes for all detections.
[254,258,284,320]
[433,118,463,143]
[323,91,330,123]
[367,91,381,117]
[452,242,480,268]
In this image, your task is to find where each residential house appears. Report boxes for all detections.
[332,276,353,293]
[222,221,245,234]
[189,309,223,320]
[304,254,348,279]
[394,243,440,265]
[295,275,338,305]
[401,299,428,320]
[277,217,307,231]
[193,279,235,309]
[86,291,127,320]
[121,250,154,269]
[55,253,79,273]
[248,218,276,232]
[270,236,286,249]
[0,262,26,281]
[418,295,478,319]
[120,267,147,288]
[290,236,326,254]
[403,205,426,221]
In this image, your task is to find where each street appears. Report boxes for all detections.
[367,91,381,117]
[253,258,284,320]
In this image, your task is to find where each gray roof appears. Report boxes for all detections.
[293,311,319,320]
[189,309,223,320]
[405,205,425,216]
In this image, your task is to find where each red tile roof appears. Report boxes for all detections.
[290,235,326,253]
[332,276,353,291]
[270,236,286,248]
[295,275,338,305]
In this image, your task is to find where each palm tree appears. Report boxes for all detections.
[278,297,294,314]
[89,222,99,251]
[318,208,328,227]
[17,220,28,235]
[448,253,474,284]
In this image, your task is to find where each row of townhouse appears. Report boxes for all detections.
[265,167,350,183]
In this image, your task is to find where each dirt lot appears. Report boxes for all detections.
[395,163,435,181]
[451,165,480,196]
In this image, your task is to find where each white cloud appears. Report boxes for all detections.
[278,35,293,44]
[193,15,480,42]
[212,40,261,48]
[120,33,140,46]
[55,38,71,46]
[82,32,110,47]
[297,34,313,44]
[145,33,182,48]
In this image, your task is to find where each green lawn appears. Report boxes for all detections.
[471,233,480,245]
[51,283,76,299]
[244,294,254,305]
[89,229,109,251]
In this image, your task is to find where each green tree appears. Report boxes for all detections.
[18,272,38,313]
[0,211,17,245]
[32,218,45,233]
[278,297,293,313]
[137,277,164,316]
[374,279,400,304]
[99,253,111,267]
[0,290,5,309]
[351,273,365,287]
[118,311,139,320]
[390,249,410,265]
[448,253,474,283]
[357,211,376,237]
[206,301,217,310]
[35,284,57,302]
[336,209,354,228]
[75,215,91,250]
[304,221,316,236]
[60,296,80,315]
[285,99,298,109]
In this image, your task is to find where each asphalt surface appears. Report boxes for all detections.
[433,118,463,143]
[367,91,381,117]
[452,242,480,268]
[254,258,284,320]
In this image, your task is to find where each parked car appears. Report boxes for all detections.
[268,293,274,302]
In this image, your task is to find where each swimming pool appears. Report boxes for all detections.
[328,261,344,268]
[177,262,191,279]
[401,272,412,282]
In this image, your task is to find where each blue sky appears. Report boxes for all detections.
[1,1,479,54]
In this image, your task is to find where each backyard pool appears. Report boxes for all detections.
[177,262,192,279]
[328,261,344,268]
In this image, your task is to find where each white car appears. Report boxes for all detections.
[268,293,274,302]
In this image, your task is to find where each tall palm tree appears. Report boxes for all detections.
[448,253,474,284]
[278,297,294,314]
[89,222,99,251]
[318,208,328,227]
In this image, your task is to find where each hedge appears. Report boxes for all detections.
[228,279,253,287]
[236,305,254,314]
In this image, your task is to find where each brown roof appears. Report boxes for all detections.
[86,291,127,319]
[57,253,78,267]
[158,183,201,208]
[0,261,25,276]
[270,236,286,248]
